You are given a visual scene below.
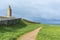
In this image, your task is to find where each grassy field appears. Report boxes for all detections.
[37,24,60,40]
[1,18,60,40]
[0,18,40,40]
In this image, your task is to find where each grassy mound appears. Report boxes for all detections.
[0,18,40,40]
[37,24,60,40]
[22,19,40,24]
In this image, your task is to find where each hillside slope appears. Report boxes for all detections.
[0,18,40,40]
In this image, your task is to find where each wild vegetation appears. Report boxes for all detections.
[0,18,40,40]
[1,18,60,40]
[37,24,60,40]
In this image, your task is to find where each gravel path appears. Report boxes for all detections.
[17,27,41,40]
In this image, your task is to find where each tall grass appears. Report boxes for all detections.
[37,24,60,40]
[0,19,40,40]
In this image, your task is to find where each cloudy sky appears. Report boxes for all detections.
[0,0,60,22]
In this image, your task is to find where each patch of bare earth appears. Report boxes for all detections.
[17,27,41,40]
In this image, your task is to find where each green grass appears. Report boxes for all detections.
[0,18,40,40]
[37,24,60,40]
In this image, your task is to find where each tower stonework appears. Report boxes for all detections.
[7,5,12,17]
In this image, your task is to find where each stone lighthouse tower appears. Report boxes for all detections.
[7,5,12,17]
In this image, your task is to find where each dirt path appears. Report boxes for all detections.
[17,27,42,40]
